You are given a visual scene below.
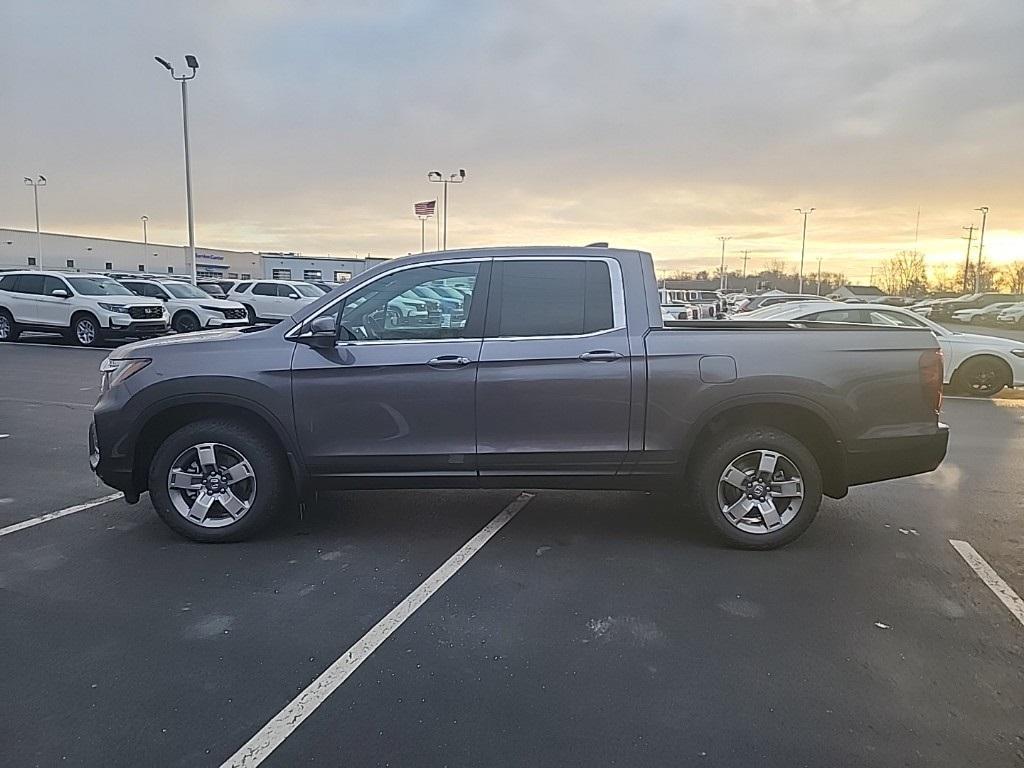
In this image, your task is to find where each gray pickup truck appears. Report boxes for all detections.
[90,246,948,548]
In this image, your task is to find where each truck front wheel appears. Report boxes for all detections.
[690,426,822,550]
[148,418,290,542]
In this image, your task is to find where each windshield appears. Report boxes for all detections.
[67,277,134,296]
[164,282,210,299]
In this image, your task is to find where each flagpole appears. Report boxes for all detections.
[419,216,426,253]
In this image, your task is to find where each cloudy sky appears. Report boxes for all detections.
[3,0,1022,281]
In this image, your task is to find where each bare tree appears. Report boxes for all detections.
[929,263,959,293]
[878,250,928,296]
[999,261,1024,293]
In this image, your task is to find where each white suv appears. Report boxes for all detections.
[0,271,168,347]
[228,279,321,322]
[120,278,250,333]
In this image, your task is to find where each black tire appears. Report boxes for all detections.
[243,304,257,325]
[951,357,1009,397]
[172,310,201,334]
[689,425,823,550]
[70,312,103,347]
[0,309,20,342]
[148,418,291,542]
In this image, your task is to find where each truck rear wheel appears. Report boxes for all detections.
[690,426,822,549]
[148,418,290,542]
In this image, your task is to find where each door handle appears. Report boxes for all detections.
[427,355,472,368]
[578,350,623,362]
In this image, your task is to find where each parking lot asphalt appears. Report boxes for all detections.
[2,340,1023,767]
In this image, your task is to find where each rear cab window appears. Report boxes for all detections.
[484,259,617,338]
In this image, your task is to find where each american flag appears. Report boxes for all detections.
[414,200,436,217]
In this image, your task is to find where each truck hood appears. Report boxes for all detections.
[107,326,260,358]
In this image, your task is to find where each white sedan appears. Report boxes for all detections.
[741,300,1024,397]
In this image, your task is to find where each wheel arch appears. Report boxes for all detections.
[685,397,848,498]
[131,396,306,497]
[951,353,1013,386]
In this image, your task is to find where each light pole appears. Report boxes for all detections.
[717,236,731,290]
[155,54,199,284]
[739,249,752,280]
[23,175,46,269]
[816,255,823,295]
[795,207,815,293]
[141,215,149,257]
[427,169,466,250]
[961,224,976,293]
[974,206,989,292]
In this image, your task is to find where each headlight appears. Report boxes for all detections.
[99,357,151,393]
[98,302,131,313]
[1011,350,1024,359]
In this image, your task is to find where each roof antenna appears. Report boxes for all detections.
[585,241,609,248]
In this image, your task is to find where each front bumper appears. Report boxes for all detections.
[846,424,950,487]
[204,316,249,328]
[105,317,168,337]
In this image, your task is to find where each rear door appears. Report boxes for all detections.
[250,282,282,318]
[11,274,46,324]
[475,257,632,477]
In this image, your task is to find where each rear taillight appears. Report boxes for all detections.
[919,348,943,414]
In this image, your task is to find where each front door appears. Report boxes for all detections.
[291,259,489,481]
[34,275,74,327]
[475,257,632,477]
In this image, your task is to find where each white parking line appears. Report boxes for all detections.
[0,493,124,537]
[221,491,535,768]
[950,540,1024,627]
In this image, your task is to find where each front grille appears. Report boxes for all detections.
[128,305,163,320]
[222,308,246,320]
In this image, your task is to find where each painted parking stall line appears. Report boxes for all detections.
[0,493,124,537]
[222,491,535,768]
[950,539,1024,627]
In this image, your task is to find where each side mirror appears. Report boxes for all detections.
[288,293,300,299]
[51,289,70,298]
[299,316,337,349]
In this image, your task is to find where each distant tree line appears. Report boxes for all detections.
[876,250,1024,296]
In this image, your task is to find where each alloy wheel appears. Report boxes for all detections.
[717,449,805,534]
[0,315,11,339]
[166,442,257,528]
[76,318,97,345]
[966,367,1000,395]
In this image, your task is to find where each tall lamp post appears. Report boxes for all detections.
[427,169,466,251]
[974,206,989,293]
[141,215,149,260]
[155,54,199,284]
[795,207,815,293]
[717,236,731,290]
[23,175,46,269]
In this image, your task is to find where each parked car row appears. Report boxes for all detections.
[0,269,334,346]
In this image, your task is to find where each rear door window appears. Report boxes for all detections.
[485,260,615,338]
[252,282,277,296]
[14,274,45,295]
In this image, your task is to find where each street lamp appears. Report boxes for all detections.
[974,206,989,293]
[141,215,149,252]
[155,54,199,284]
[23,175,46,269]
[427,169,467,251]
[717,236,731,290]
[795,208,815,293]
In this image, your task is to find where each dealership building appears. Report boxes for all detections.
[0,227,386,283]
